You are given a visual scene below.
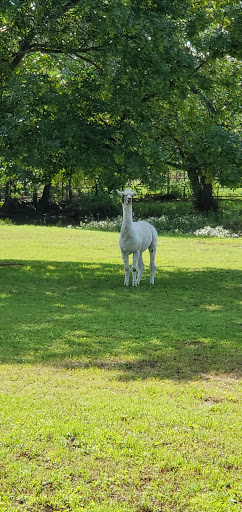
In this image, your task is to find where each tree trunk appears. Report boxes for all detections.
[167,171,170,196]
[5,180,11,201]
[33,191,38,209]
[68,179,73,201]
[188,171,218,211]
[38,183,51,212]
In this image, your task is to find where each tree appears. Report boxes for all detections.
[0,0,241,211]
[1,0,188,189]
[171,0,242,209]
[127,0,242,209]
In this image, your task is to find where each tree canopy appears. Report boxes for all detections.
[0,0,241,210]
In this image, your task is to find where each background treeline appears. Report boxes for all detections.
[0,170,190,218]
[0,0,241,217]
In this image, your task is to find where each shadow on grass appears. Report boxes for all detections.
[0,259,241,380]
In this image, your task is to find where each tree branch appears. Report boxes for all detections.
[189,85,216,115]
[10,0,82,70]
[166,161,183,170]
[192,55,211,74]
[22,45,104,70]
[10,29,38,70]
[28,45,105,54]
[70,54,103,71]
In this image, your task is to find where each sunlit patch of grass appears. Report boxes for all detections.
[203,304,224,311]
[0,225,241,511]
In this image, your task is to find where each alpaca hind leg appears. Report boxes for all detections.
[131,252,139,286]
[149,244,157,285]
[122,252,130,286]
[137,253,144,285]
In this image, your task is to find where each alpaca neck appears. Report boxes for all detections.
[121,204,133,231]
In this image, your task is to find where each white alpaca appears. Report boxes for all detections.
[117,188,158,286]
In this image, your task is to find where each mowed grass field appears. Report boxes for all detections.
[0,224,241,512]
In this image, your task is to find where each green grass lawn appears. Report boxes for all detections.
[0,225,241,512]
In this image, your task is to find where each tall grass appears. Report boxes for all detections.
[78,199,242,236]
[74,196,242,235]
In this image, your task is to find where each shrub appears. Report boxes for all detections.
[133,200,191,219]
[77,200,242,237]
[79,216,123,231]
[64,192,120,219]
[0,217,13,225]
[220,202,242,233]
[194,226,236,237]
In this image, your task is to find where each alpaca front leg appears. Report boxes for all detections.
[131,252,139,286]
[137,253,144,285]
[124,267,130,286]
[149,245,157,285]
[122,252,130,286]
[150,263,157,285]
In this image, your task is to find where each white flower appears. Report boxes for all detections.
[194,226,232,237]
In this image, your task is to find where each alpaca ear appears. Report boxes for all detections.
[116,190,123,197]
[131,190,136,196]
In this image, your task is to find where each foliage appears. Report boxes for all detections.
[65,191,120,219]
[0,0,241,210]
[0,225,241,511]
[133,199,192,219]
[78,199,242,235]
[0,216,12,225]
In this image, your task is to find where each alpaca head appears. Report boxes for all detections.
[117,188,135,205]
